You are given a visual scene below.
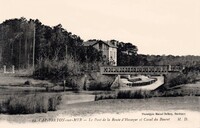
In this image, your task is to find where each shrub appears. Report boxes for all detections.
[94,90,153,100]
[161,89,200,97]
[165,72,198,88]
[94,87,200,101]
[117,90,152,99]
[95,90,153,100]
[48,96,62,111]
[33,56,82,81]
[87,82,111,91]
[117,90,131,99]
[0,94,62,114]
[86,73,115,91]
[95,94,117,101]
[65,75,86,90]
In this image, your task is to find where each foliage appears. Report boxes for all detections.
[0,94,62,114]
[0,18,83,68]
[143,54,200,67]
[87,82,111,91]
[95,87,200,101]
[33,55,81,81]
[167,73,197,87]
[117,90,152,99]
[95,94,117,101]
[116,40,139,66]
[85,73,115,91]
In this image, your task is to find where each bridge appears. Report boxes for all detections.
[100,65,184,90]
[100,65,183,75]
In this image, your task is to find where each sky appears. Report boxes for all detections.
[0,0,200,55]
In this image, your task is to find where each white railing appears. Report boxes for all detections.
[3,65,15,73]
[100,65,182,75]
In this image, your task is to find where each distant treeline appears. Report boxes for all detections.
[0,17,91,69]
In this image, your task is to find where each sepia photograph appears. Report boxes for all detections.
[0,0,200,128]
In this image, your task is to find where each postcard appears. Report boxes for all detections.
[0,0,199,128]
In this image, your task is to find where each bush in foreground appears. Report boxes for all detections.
[95,90,153,100]
[0,94,62,114]
[117,90,152,99]
[87,82,111,91]
[95,94,117,101]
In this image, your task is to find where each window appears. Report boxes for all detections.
[99,43,102,49]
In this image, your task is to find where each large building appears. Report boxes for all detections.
[84,40,117,66]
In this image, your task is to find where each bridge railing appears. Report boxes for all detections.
[100,65,183,75]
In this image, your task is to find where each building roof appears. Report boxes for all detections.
[83,40,117,48]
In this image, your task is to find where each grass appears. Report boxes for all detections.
[161,89,200,97]
[95,87,200,101]
[0,75,52,87]
[95,90,153,100]
[0,93,62,114]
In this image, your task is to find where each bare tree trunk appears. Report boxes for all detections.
[25,36,27,68]
[28,53,30,69]
[32,25,35,69]
[48,41,50,59]
[28,38,30,69]
[18,38,21,68]
[11,41,14,65]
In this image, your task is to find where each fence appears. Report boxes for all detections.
[1,65,15,73]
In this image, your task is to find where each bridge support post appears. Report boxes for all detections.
[118,75,120,87]
[128,75,131,79]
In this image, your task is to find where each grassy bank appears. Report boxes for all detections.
[95,90,153,100]
[95,86,200,101]
[0,93,62,114]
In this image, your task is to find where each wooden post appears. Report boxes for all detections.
[3,65,6,73]
[12,65,15,73]
[83,74,87,90]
